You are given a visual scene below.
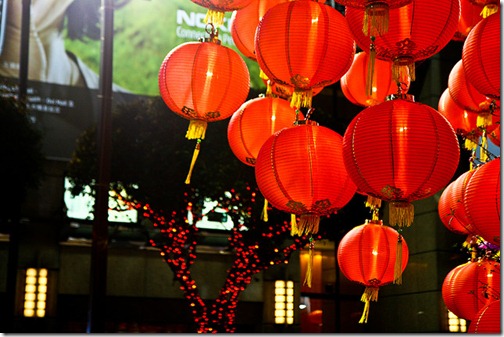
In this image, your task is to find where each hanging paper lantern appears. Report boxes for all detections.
[337,219,409,323]
[230,0,289,61]
[437,170,477,236]
[462,12,501,100]
[453,0,484,41]
[159,33,250,183]
[227,96,300,166]
[468,300,501,333]
[467,0,499,17]
[190,0,254,27]
[442,259,501,321]
[488,124,501,146]
[334,0,411,36]
[255,0,356,108]
[342,94,460,228]
[464,158,501,246]
[340,51,410,107]
[345,0,459,83]
[255,121,357,236]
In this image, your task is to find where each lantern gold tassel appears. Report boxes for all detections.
[365,195,382,209]
[392,61,415,84]
[480,4,499,18]
[363,3,389,36]
[204,9,225,28]
[389,202,414,228]
[292,214,320,236]
[185,139,201,185]
[290,214,297,235]
[480,131,488,163]
[359,286,379,324]
[290,88,313,109]
[261,199,269,222]
[366,37,377,98]
[303,237,315,288]
[464,136,478,151]
[476,112,492,128]
[186,119,207,140]
[393,234,403,285]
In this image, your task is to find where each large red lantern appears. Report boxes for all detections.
[464,158,501,246]
[468,300,501,333]
[255,0,355,108]
[342,94,460,228]
[341,51,410,107]
[337,220,409,323]
[462,12,501,100]
[159,33,250,183]
[345,0,459,83]
[453,0,484,41]
[227,96,299,166]
[190,0,254,27]
[255,121,357,236]
[442,259,500,321]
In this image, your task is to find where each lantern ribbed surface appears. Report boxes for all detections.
[464,158,501,246]
[254,0,355,108]
[227,96,299,166]
[442,259,501,321]
[462,12,501,100]
[468,300,501,333]
[438,88,479,138]
[437,170,476,235]
[341,52,410,107]
[448,60,492,113]
[342,97,460,227]
[158,41,250,137]
[453,0,483,41]
[255,122,357,234]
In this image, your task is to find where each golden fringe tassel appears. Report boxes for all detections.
[477,113,492,128]
[292,214,320,236]
[393,234,403,285]
[464,137,478,151]
[204,9,225,27]
[389,202,414,228]
[480,4,499,18]
[366,38,377,98]
[365,195,382,209]
[359,287,379,324]
[261,199,269,222]
[290,214,297,235]
[392,61,415,84]
[259,69,269,81]
[185,139,201,184]
[363,4,389,36]
[265,81,273,97]
[186,120,207,140]
[303,238,314,288]
[290,89,313,109]
[480,132,488,163]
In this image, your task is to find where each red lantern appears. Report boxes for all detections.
[464,158,501,246]
[468,300,501,333]
[341,51,410,107]
[342,94,460,228]
[255,121,357,236]
[255,0,355,108]
[462,12,501,100]
[453,0,484,41]
[345,0,459,83]
[337,219,409,323]
[159,34,250,183]
[442,259,500,321]
[437,170,477,236]
[190,0,254,27]
[227,96,300,166]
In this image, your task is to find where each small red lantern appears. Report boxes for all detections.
[462,12,501,100]
[227,96,300,166]
[453,0,484,41]
[159,32,250,183]
[468,300,501,333]
[341,51,410,107]
[255,121,357,236]
[337,219,409,323]
[190,0,254,27]
[437,170,477,236]
[464,158,501,247]
[442,259,501,321]
[255,0,355,108]
[342,94,460,228]
[345,0,459,83]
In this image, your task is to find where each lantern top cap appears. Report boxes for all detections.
[386,93,415,102]
[364,219,384,225]
[296,120,319,126]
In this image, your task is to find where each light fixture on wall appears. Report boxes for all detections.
[448,310,467,332]
[274,280,294,324]
[24,268,48,318]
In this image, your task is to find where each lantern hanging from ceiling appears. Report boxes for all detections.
[342,94,460,228]
[442,259,501,321]
[337,219,409,323]
[462,12,501,100]
[159,29,250,183]
[467,300,501,333]
[255,120,357,236]
[255,0,356,108]
[333,0,412,36]
[488,124,500,147]
[340,51,410,107]
[453,0,484,41]
[190,0,254,27]
[464,157,501,247]
[227,96,300,167]
[345,0,459,83]
[467,0,499,17]
[437,170,477,236]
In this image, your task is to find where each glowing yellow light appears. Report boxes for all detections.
[25,293,36,301]
[286,303,294,310]
[206,71,213,77]
[38,277,48,285]
[286,317,294,324]
[372,249,378,256]
[275,303,285,310]
[39,269,48,277]
[24,309,34,317]
[25,285,36,293]
[275,280,285,288]
[275,309,286,317]
[286,288,294,296]
[275,295,285,303]
[275,288,285,295]
[37,301,46,310]
[37,293,46,301]
[24,301,35,309]
[26,276,37,285]
[38,285,47,293]
[26,268,37,277]
[286,295,294,303]
[36,309,45,318]
[275,317,285,324]
[399,126,408,132]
